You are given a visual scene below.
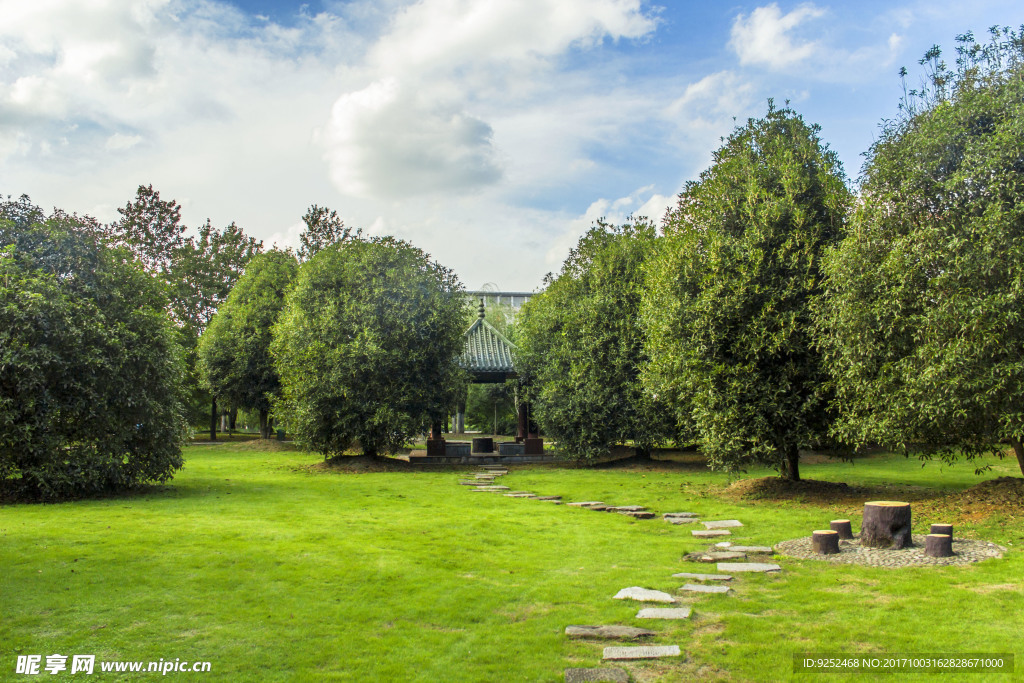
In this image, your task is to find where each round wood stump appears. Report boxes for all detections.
[925,534,954,558]
[812,530,840,554]
[829,519,853,539]
[929,523,953,537]
[860,501,913,549]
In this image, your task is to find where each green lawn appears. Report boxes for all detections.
[2,445,1021,681]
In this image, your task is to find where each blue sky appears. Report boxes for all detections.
[2,1,1024,290]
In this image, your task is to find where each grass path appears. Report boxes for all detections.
[2,445,1021,681]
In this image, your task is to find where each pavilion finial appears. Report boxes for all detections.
[478,297,486,319]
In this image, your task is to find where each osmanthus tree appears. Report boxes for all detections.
[516,219,674,460]
[642,103,851,481]
[271,236,466,458]
[0,198,188,501]
[297,204,359,262]
[198,250,299,438]
[816,29,1024,475]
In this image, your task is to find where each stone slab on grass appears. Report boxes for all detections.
[703,520,744,529]
[535,496,562,501]
[681,583,732,594]
[613,587,676,603]
[692,529,731,538]
[564,668,629,683]
[717,562,781,573]
[606,505,647,512]
[728,546,773,554]
[565,625,656,640]
[664,512,699,518]
[672,573,733,581]
[504,493,536,498]
[665,517,699,525]
[636,607,692,620]
[603,645,681,661]
[684,551,746,563]
[567,501,605,508]
[469,486,510,491]
[618,510,655,519]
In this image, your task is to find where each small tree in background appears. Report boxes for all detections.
[0,198,188,501]
[272,237,466,458]
[817,29,1024,475]
[199,250,299,438]
[516,218,674,460]
[297,204,358,262]
[643,103,851,481]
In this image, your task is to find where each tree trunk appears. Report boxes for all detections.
[1010,439,1024,476]
[781,445,800,481]
[209,397,217,441]
[830,519,853,539]
[812,530,840,554]
[861,501,913,549]
[259,409,270,439]
[925,534,953,557]
[229,408,237,434]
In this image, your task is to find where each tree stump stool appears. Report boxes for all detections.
[829,519,853,539]
[860,501,913,549]
[929,524,953,537]
[925,534,953,558]
[812,530,840,554]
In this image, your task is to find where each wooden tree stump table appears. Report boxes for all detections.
[925,534,954,558]
[830,519,853,539]
[860,501,913,549]
[812,530,840,554]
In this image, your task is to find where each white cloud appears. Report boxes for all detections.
[105,133,143,151]
[730,3,825,69]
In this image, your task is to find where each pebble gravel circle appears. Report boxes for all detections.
[774,534,1006,568]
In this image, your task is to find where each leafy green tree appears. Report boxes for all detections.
[465,383,518,435]
[516,218,673,460]
[0,199,188,501]
[198,250,299,438]
[817,29,1024,475]
[272,236,466,457]
[297,204,357,262]
[643,103,851,480]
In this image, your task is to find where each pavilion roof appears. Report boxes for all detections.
[461,303,516,381]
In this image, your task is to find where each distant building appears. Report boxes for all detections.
[465,290,536,310]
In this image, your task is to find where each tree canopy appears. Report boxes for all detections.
[0,198,188,500]
[198,250,299,438]
[297,204,358,262]
[817,28,1024,475]
[272,237,466,457]
[516,218,673,460]
[643,103,851,480]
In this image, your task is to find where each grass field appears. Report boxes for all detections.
[2,444,1022,681]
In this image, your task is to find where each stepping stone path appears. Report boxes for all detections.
[702,520,743,529]
[665,517,699,525]
[692,529,731,538]
[716,562,781,573]
[617,510,655,519]
[603,645,681,661]
[672,573,732,581]
[636,607,691,620]
[504,492,536,498]
[605,505,647,513]
[564,625,656,640]
[684,551,746,563]
[469,486,510,491]
[564,668,629,683]
[664,512,699,518]
[535,496,562,501]
[613,587,676,603]
[681,583,732,594]
[567,501,605,508]
[727,546,773,554]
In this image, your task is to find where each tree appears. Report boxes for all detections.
[816,28,1024,475]
[297,204,357,262]
[0,199,188,501]
[198,250,299,438]
[516,218,674,460]
[643,103,851,480]
[272,236,466,457]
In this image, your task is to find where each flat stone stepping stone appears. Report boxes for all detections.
[728,546,773,554]
[469,486,510,491]
[564,668,629,683]
[603,645,681,661]
[567,501,605,507]
[618,510,655,519]
[636,607,691,619]
[684,551,746,563]
[681,583,732,594]
[714,542,733,547]
[672,573,732,581]
[665,517,699,524]
[692,529,731,538]
[613,587,676,603]
[703,520,743,529]
[504,492,536,498]
[535,496,562,501]
[605,505,647,512]
[565,625,656,640]
[664,512,699,518]
[716,562,781,573]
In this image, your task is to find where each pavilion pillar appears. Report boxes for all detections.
[426,420,446,456]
